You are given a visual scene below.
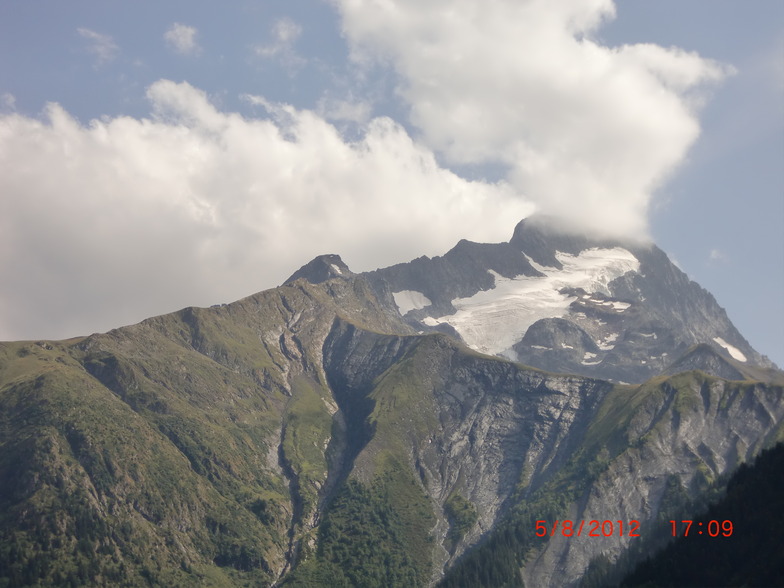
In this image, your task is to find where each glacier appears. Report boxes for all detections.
[422,248,639,356]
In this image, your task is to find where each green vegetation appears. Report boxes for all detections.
[0,276,426,587]
[437,505,542,588]
[285,455,435,587]
[0,315,296,585]
[0,366,279,586]
[444,493,478,547]
[282,375,333,520]
[365,343,439,455]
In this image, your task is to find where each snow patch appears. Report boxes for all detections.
[392,290,432,315]
[561,344,574,349]
[611,301,631,311]
[597,333,618,351]
[713,337,747,362]
[532,345,550,350]
[421,316,438,327]
[330,263,343,275]
[583,352,597,360]
[425,248,639,356]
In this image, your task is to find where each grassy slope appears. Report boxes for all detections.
[0,277,412,587]
[0,340,283,587]
[283,337,440,587]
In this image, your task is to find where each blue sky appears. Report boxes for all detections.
[1,0,782,366]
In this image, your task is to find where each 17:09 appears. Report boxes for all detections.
[670,520,733,537]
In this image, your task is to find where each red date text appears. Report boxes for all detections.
[535,519,641,538]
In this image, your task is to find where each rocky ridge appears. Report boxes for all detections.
[364,217,773,384]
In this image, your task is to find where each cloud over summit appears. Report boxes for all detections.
[334,0,732,240]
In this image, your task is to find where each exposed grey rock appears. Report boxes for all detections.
[316,317,784,585]
[523,378,784,587]
[284,253,353,285]
[663,343,746,380]
[361,216,775,383]
[363,239,543,317]
[513,317,599,374]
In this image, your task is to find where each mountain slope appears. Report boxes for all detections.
[0,219,781,587]
[0,278,413,586]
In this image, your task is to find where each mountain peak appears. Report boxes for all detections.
[283,254,353,285]
[662,342,747,380]
[510,215,653,265]
[510,215,626,267]
[361,216,770,382]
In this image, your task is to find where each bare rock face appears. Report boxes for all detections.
[320,317,784,585]
[364,217,774,384]
[513,317,599,373]
[522,378,784,587]
[284,253,353,285]
[662,343,747,380]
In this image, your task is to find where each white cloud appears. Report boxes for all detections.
[164,23,200,56]
[253,17,305,69]
[333,0,732,241]
[317,95,372,124]
[78,27,119,66]
[0,80,531,341]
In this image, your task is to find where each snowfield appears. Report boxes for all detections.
[713,337,747,362]
[393,290,433,315]
[423,248,639,356]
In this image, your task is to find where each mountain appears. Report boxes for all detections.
[284,254,354,286]
[0,217,781,587]
[364,217,774,384]
[620,442,784,587]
